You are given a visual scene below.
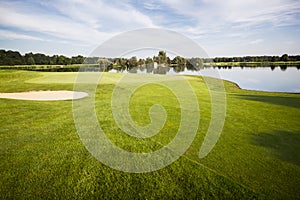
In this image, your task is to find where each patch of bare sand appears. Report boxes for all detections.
[0,90,88,101]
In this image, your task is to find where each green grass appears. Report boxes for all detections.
[0,70,299,199]
[0,64,99,72]
[203,61,300,67]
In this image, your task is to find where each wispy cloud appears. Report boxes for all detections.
[142,1,163,10]
[250,39,264,45]
[153,0,300,56]
[0,0,156,45]
[0,4,108,44]
[160,0,300,30]
[0,0,299,56]
[47,0,156,30]
[0,30,44,41]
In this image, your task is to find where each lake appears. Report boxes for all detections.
[109,66,300,93]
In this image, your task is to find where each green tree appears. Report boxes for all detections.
[0,50,5,65]
[187,57,203,70]
[27,56,35,65]
[97,58,111,69]
[4,50,24,65]
[145,57,153,64]
[128,56,138,69]
[57,55,71,65]
[50,55,58,65]
[172,56,186,66]
[32,53,50,64]
[137,58,145,66]
[281,54,289,62]
[71,55,84,64]
[157,51,167,64]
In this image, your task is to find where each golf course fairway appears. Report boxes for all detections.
[0,70,299,199]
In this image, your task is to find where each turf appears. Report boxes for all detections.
[0,70,299,199]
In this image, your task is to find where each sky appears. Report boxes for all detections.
[0,0,299,57]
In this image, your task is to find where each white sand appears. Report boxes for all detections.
[0,90,88,101]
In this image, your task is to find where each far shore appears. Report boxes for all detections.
[0,61,299,71]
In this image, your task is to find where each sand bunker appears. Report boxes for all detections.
[0,90,88,101]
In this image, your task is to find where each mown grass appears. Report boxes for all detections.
[0,70,299,199]
[203,61,300,67]
[0,64,100,72]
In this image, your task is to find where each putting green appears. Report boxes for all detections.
[26,72,124,84]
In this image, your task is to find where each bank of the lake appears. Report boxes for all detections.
[176,66,300,93]
[1,63,299,93]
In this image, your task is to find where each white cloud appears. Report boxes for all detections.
[225,1,300,28]
[0,0,156,45]
[0,30,44,41]
[47,0,156,29]
[143,1,163,10]
[0,0,299,56]
[154,0,300,56]
[250,39,264,45]
[160,0,300,32]
[0,6,110,45]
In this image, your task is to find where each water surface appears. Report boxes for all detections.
[178,67,300,93]
[110,66,300,93]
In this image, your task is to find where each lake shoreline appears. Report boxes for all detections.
[1,68,299,94]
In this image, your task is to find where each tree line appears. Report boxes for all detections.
[212,54,300,62]
[0,50,84,65]
[0,49,299,68]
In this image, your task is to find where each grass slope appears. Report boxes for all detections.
[0,70,299,199]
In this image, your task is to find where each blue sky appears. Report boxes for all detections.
[0,0,299,57]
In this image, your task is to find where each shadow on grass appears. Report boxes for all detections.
[252,130,300,166]
[234,94,300,109]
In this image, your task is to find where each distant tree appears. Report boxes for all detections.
[128,56,138,69]
[85,57,98,64]
[166,56,171,65]
[144,57,153,72]
[281,54,289,62]
[115,58,127,70]
[157,51,167,64]
[71,55,84,64]
[288,55,298,61]
[172,56,186,66]
[244,56,251,62]
[137,58,145,66]
[171,56,186,71]
[27,56,35,65]
[24,53,33,64]
[187,57,203,70]
[0,50,5,65]
[4,50,24,65]
[56,55,70,65]
[271,56,279,62]
[145,57,153,64]
[153,55,158,63]
[97,58,111,68]
[50,55,58,65]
